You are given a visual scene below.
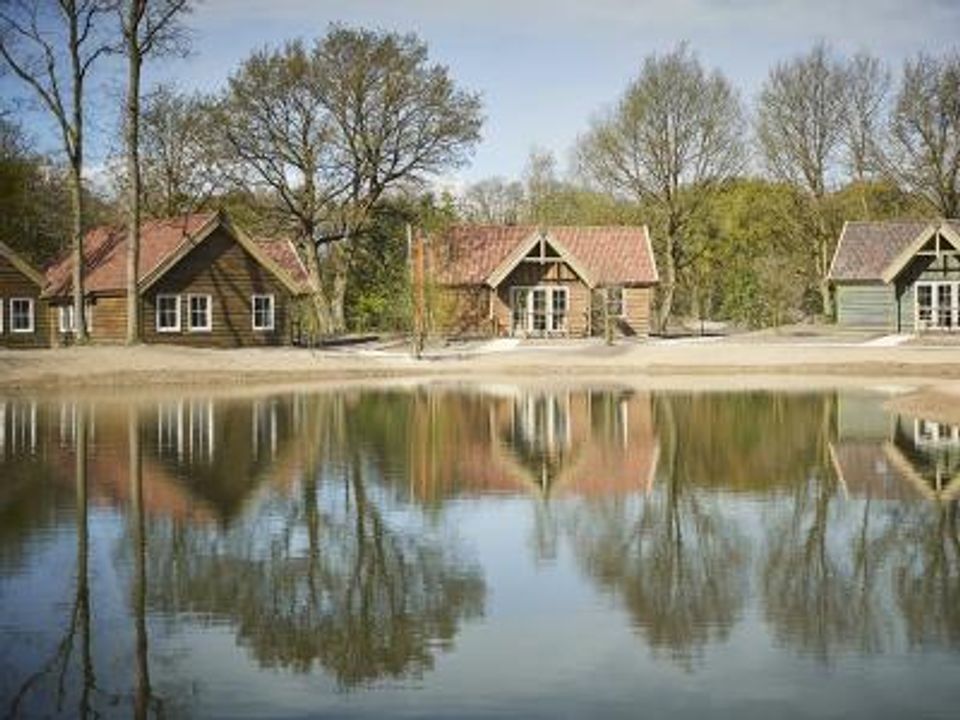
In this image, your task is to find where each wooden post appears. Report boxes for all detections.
[409,225,426,358]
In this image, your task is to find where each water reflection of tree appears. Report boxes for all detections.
[143,396,484,687]
[6,407,100,718]
[567,394,749,668]
[892,501,960,648]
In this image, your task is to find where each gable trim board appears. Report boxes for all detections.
[135,213,306,298]
[486,229,598,289]
[0,241,45,288]
[880,222,960,284]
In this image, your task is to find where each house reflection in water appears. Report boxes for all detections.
[830,393,960,502]
[397,386,660,502]
[502,389,659,497]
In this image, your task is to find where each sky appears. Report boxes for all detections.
[8,0,960,188]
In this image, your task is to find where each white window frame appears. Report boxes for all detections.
[251,294,275,331]
[915,281,960,332]
[509,285,569,336]
[607,286,626,318]
[156,294,181,333]
[0,298,4,334]
[58,303,93,334]
[10,298,34,334]
[186,294,212,332]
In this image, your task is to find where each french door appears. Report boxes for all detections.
[916,281,960,331]
[510,286,568,336]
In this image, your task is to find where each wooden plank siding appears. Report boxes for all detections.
[48,295,127,345]
[620,286,653,336]
[835,283,897,329]
[139,227,294,347]
[0,255,49,348]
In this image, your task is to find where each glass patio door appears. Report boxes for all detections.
[916,282,959,331]
[510,286,569,336]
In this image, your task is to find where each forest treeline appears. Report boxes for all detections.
[1,3,957,335]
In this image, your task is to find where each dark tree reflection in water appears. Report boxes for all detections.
[140,393,486,687]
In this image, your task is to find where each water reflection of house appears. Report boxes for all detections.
[404,388,659,502]
[0,395,308,525]
[830,393,960,501]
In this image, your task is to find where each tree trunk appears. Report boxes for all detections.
[657,230,678,334]
[125,32,143,344]
[297,234,332,340]
[322,243,349,335]
[68,160,87,343]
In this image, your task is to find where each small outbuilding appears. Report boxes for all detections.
[829,219,960,332]
[433,225,659,337]
[43,211,310,346]
[0,240,49,348]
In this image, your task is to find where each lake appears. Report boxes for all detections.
[1,384,959,719]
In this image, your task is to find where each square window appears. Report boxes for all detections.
[607,287,625,318]
[156,295,181,332]
[188,295,211,332]
[252,295,275,331]
[10,298,34,333]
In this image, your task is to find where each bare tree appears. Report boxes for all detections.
[756,42,847,316]
[139,84,220,216]
[578,45,745,331]
[459,176,525,224]
[843,52,890,188]
[217,26,482,335]
[0,0,115,342]
[118,0,191,344]
[884,52,960,218]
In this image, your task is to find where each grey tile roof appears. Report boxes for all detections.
[829,220,960,282]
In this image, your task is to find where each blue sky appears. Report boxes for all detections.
[9,0,960,187]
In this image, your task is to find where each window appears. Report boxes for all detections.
[252,294,275,331]
[58,303,93,333]
[551,288,568,331]
[187,295,212,332]
[10,298,34,333]
[607,286,625,318]
[0,299,4,334]
[156,295,181,332]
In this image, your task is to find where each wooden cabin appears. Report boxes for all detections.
[0,240,49,348]
[42,211,310,347]
[829,219,960,332]
[433,225,659,338]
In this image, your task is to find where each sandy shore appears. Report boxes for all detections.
[0,337,957,383]
[2,336,960,421]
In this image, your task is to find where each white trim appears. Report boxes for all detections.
[251,294,275,331]
[0,298,4,334]
[186,294,212,332]
[156,294,181,333]
[10,298,34,334]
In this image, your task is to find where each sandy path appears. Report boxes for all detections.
[1,338,959,386]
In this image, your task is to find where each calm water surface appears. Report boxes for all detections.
[1,385,959,719]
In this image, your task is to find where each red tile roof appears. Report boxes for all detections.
[433,225,658,286]
[43,213,308,296]
[829,219,960,282]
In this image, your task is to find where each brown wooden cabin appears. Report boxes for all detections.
[42,211,310,347]
[432,225,659,338]
[0,240,50,348]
